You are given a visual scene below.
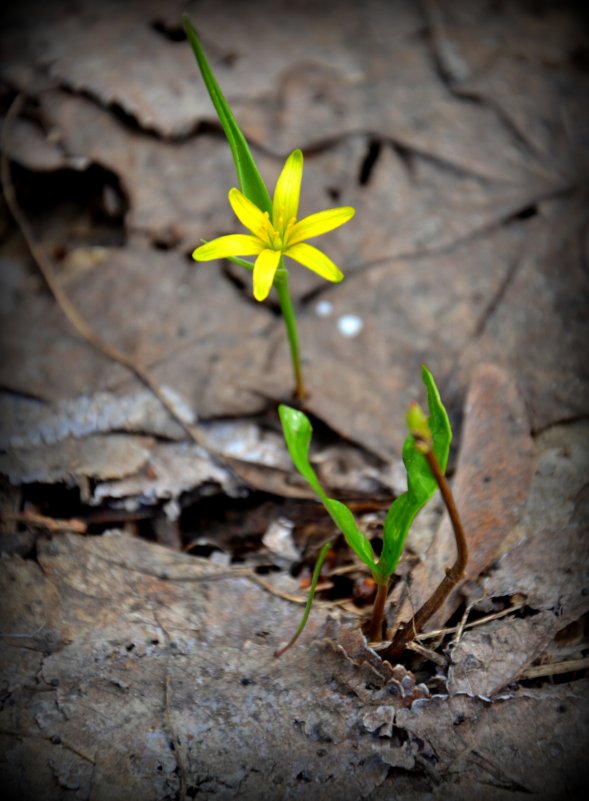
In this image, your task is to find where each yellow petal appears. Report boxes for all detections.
[284,242,343,283]
[229,189,271,242]
[288,206,355,246]
[253,249,282,301]
[272,149,303,234]
[192,234,264,261]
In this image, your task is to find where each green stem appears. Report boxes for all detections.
[382,444,468,663]
[274,266,306,401]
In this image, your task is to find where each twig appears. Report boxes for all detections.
[1,510,87,534]
[95,551,364,616]
[415,601,527,641]
[0,94,208,450]
[372,601,528,662]
[452,600,474,645]
[518,657,589,681]
[405,639,448,668]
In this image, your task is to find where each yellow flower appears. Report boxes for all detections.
[192,149,355,301]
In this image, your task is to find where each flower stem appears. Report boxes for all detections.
[382,445,468,663]
[274,267,306,400]
[368,581,389,643]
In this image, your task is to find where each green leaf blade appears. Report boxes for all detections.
[274,541,332,658]
[323,498,378,571]
[279,405,377,574]
[278,405,325,498]
[422,362,451,474]
[182,14,272,215]
[379,366,452,576]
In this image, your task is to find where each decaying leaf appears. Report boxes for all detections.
[1,531,586,800]
[1,1,588,796]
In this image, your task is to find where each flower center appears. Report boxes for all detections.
[264,211,297,251]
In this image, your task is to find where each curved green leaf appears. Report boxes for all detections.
[278,405,377,573]
[182,14,272,215]
[379,365,452,576]
[274,541,332,658]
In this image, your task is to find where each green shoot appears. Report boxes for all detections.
[276,365,452,651]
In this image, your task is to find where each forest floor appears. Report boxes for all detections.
[0,1,588,799]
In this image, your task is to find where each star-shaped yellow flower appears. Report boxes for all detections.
[192,149,355,301]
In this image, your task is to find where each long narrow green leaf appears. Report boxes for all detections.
[423,364,451,471]
[274,542,332,658]
[379,365,452,576]
[182,14,272,215]
[278,405,377,573]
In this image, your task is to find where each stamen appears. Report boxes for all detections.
[271,228,283,249]
[259,212,278,247]
[283,218,297,247]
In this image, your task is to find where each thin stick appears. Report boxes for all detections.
[453,601,474,645]
[518,657,589,680]
[415,601,527,640]
[382,444,468,662]
[405,639,448,668]
[2,510,87,534]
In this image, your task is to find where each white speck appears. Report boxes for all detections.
[315,300,333,317]
[337,314,363,337]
